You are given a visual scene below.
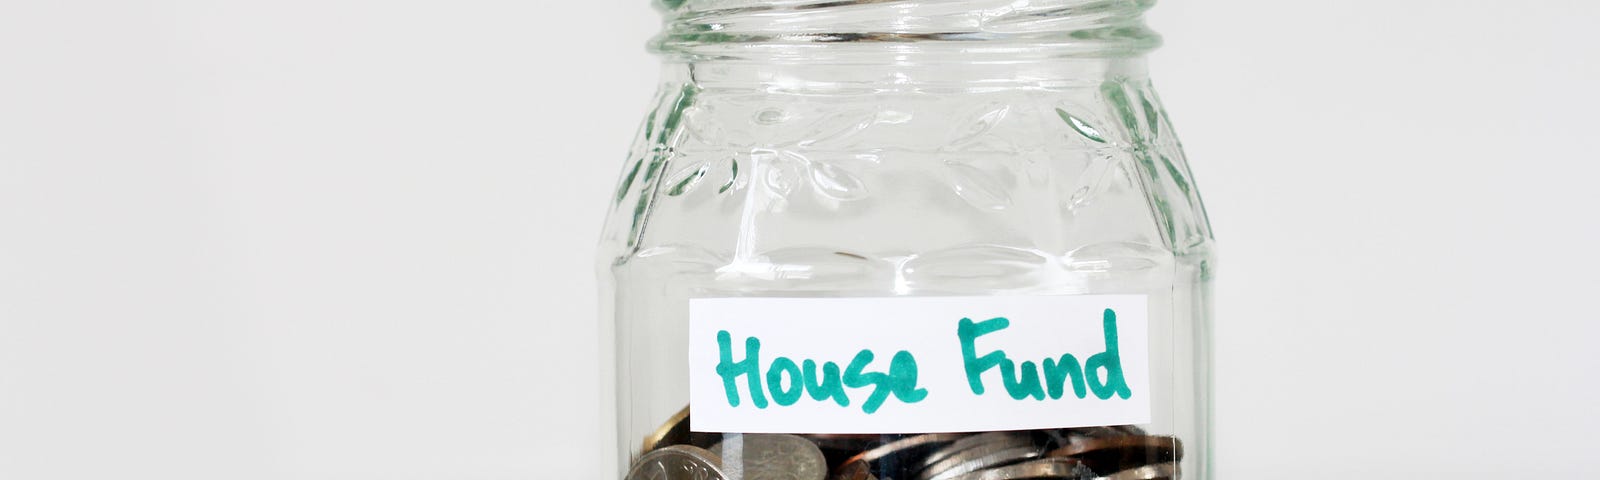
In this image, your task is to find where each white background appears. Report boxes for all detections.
[1,0,1597,479]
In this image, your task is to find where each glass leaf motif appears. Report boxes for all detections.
[945,160,1012,210]
[793,109,878,149]
[1055,107,1108,144]
[664,161,709,197]
[948,103,1012,147]
[808,161,869,202]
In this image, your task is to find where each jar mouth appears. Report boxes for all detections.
[651,0,1162,61]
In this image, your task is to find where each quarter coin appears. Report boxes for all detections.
[626,445,726,480]
[712,434,829,480]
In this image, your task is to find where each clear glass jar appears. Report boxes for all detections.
[599,1,1213,479]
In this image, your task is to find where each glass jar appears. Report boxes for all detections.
[599,1,1214,479]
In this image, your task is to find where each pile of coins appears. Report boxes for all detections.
[627,407,1182,480]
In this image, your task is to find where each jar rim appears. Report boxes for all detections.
[650,0,1163,60]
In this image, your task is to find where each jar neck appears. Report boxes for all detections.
[669,56,1149,92]
[651,0,1162,63]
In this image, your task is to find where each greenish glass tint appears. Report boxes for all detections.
[601,1,1212,478]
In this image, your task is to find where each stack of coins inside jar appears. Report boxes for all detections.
[628,406,1182,480]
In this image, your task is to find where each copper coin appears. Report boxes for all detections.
[835,433,966,480]
[842,433,968,466]
[641,406,723,454]
[1043,425,1144,448]
[641,406,692,454]
[833,460,880,480]
[1109,425,1146,437]
[1096,462,1177,480]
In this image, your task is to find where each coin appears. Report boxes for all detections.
[1044,436,1181,473]
[802,433,886,451]
[946,457,1089,480]
[843,433,967,466]
[632,421,1180,480]
[1042,425,1144,449]
[920,432,1032,470]
[640,406,722,455]
[626,445,726,480]
[836,433,966,480]
[833,460,880,480]
[1094,462,1177,480]
[712,434,829,480]
[919,443,1043,480]
[642,406,693,454]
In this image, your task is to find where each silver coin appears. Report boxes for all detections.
[945,457,1089,480]
[842,433,967,466]
[1094,462,1177,480]
[712,434,828,480]
[626,445,727,480]
[919,432,1032,470]
[919,443,1042,480]
[946,457,1091,480]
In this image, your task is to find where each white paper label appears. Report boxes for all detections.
[687,295,1150,434]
